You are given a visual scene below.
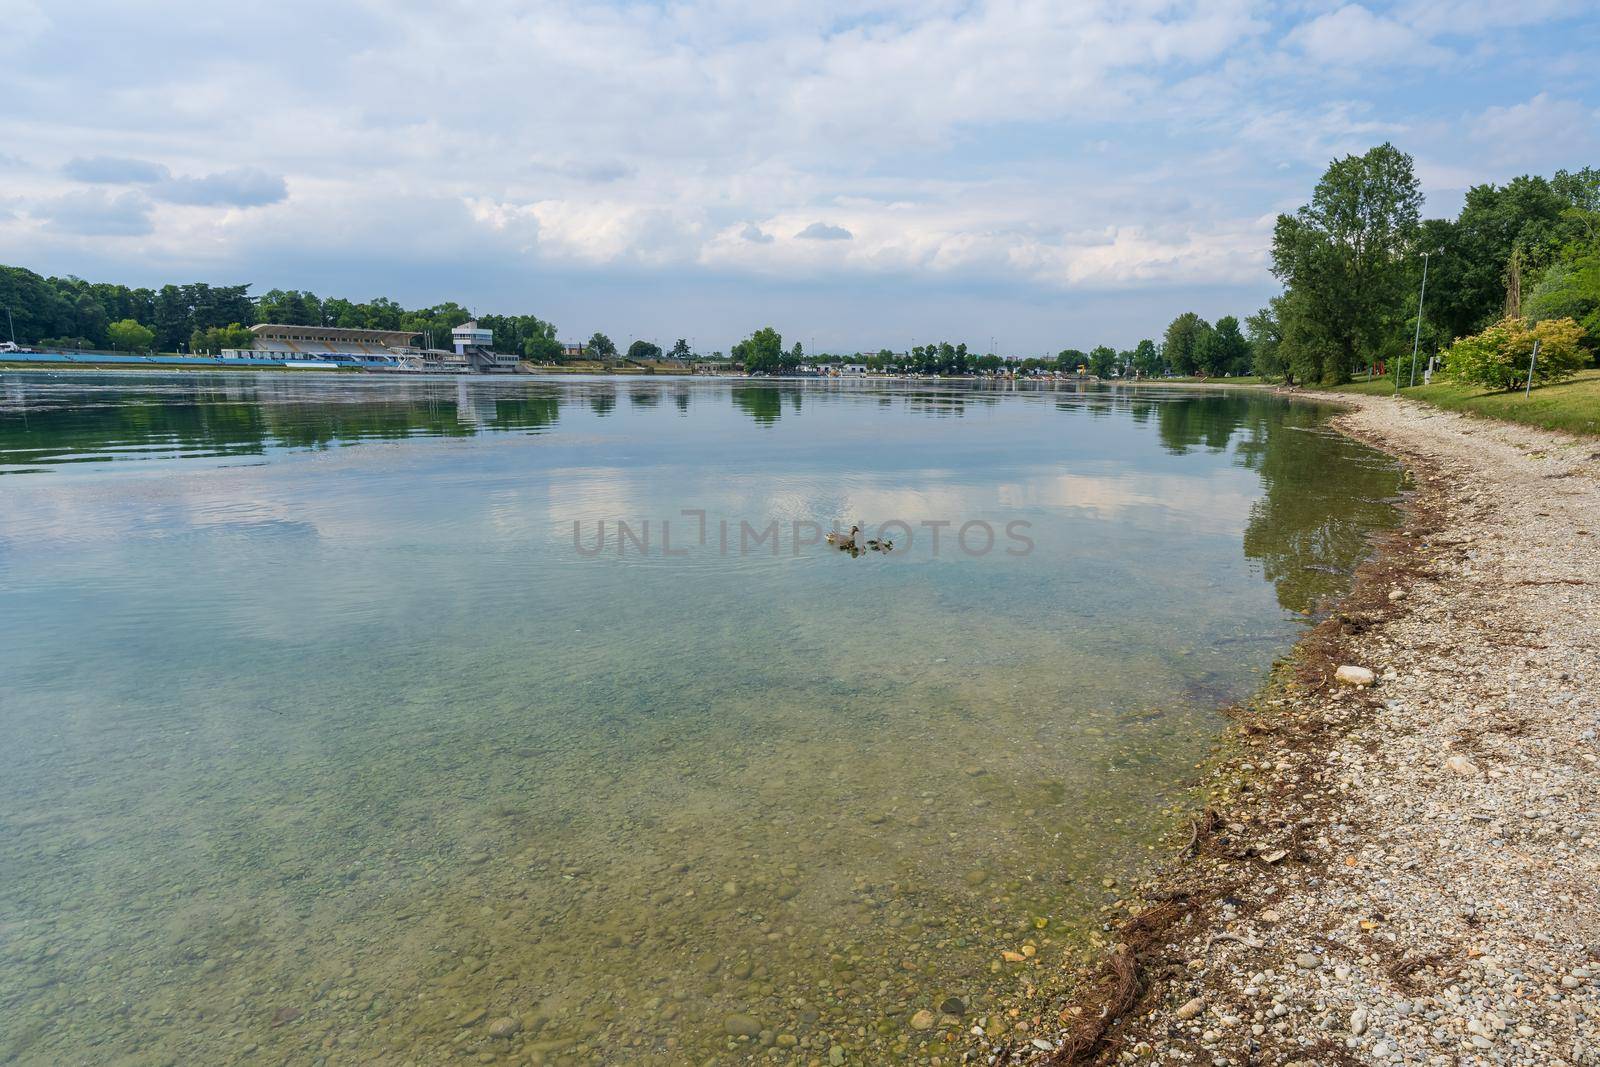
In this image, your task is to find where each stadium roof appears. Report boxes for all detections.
[252,324,418,345]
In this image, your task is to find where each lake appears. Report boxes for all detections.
[0,373,1402,1066]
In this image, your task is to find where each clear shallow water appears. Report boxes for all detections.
[0,374,1402,1066]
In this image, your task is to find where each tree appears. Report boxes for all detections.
[1270,143,1423,384]
[627,339,662,362]
[1523,243,1600,357]
[517,319,562,363]
[1443,316,1586,391]
[1552,166,1600,242]
[739,327,785,374]
[255,288,323,327]
[1057,348,1087,370]
[1201,315,1251,376]
[588,332,617,360]
[669,338,692,361]
[1246,301,1287,380]
[107,318,155,352]
[1422,177,1578,343]
[1131,339,1161,378]
[1088,344,1117,378]
[190,322,254,353]
[1163,313,1208,376]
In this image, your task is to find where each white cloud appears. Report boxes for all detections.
[1287,4,1450,68]
[1471,94,1600,161]
[0,0,1594,346]
[1394,0,1592,35]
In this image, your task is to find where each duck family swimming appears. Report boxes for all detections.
[826,525,894,554]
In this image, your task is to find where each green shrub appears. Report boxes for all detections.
[1442,316,1586,392]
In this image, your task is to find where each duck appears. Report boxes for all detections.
[826,525,860,547]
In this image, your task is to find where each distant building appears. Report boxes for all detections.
[449,320,517,373]
[220,323,513,373]
[840,363,868,376]
[452,320,493,354]
[228,323,419,360]
[561,343,586,359]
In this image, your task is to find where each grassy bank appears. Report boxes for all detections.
[1325,368,1600,436]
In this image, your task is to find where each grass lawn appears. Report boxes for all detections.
[1327,368,1600,436]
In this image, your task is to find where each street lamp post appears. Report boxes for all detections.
[1408,252,1431,388]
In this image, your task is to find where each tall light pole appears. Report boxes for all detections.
[1408,252,1431,388]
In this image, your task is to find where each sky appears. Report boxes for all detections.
[2,0,1598,355]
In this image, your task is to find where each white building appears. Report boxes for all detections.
[452,320,494,355]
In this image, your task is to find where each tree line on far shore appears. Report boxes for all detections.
[0,269,571,361]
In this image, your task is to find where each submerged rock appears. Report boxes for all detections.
[724,1013,762,1037]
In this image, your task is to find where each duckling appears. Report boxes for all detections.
[826,525,860,547]
[866,538,893,552]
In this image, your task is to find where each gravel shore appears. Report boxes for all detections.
[1002,393,1600,1066]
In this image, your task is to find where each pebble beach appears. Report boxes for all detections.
[994,392,1600,1066]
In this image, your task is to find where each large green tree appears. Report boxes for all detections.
[1421,176,1580,344]
[1131,338,1162,377]
[190,322,254,353]
[1246,300,1287,380]
[1270,143,1423,384]
[738,326,785,374]
[1088,344,1117,378]
[587,332,617,360]
[1524,247,1600,354]
[107,318,155,352]
[1197,315,1251,376]
[1162,312,1208,376]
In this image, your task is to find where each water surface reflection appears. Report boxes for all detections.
[0,374,1401,1065]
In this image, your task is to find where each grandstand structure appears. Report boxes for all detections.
[221,324,512,373]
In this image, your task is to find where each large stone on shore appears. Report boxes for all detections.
[1175,997,1205,1020]
[1445,755,1481,777]
[1334,665,1376,687]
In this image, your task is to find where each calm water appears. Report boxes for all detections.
[0,374,1402,1066]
